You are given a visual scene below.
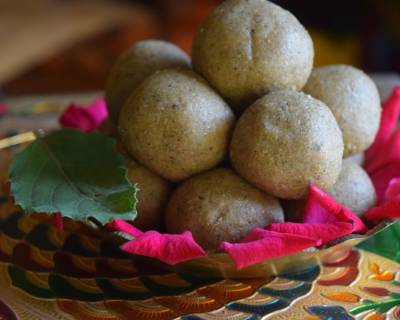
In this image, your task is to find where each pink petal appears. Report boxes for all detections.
[303,185,366,233]
[220,228,321,269]
[120,230,206,265]
[303,185,339,224]
[266,222,354,244]
[384,177,400,203]
[59,97,108,132]
[337,209,366,233]
[59,105,95,131]
[369,161,400,204]
[84,97,108,127]
[220,186,367,269]
[0,102,7,114]
[239,227,275,242]
[106,219,143,237]
[53,212,64,230]
[365,85,400,167]
[364,198,400,224]
[365,129,400,174]
[107,220,206,264]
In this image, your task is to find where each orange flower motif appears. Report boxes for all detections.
[369,263,395,281]
[323,292,360,303]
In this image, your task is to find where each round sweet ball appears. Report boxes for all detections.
[192,0,314,112]
[127,160,172,230]
[327,159,376,216]
[118,69,235,182]
[303,65,381,157]
[345,153,365,166]
[105,40,190,123]
[230,90,344,199]
[165,168,284,249]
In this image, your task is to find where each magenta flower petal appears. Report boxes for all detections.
[365,85,400,168]
[303,185,366,233]
[106,220,205,265]
[364,198,400,224]
[362,87,400,209]
[240,227,274,242]
[220,228,321,269]
[303,185,339,224]
[369,161,400,204]
[84,97,108,126]
[59,105,94,131]
[220,185,366,269]
[59,97,108,132]
[266,222,354,244]
[384,177,400,203]
[366,129,400,174]
[120,230,206,265]
[106,218,143,237]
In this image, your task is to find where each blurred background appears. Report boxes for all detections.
[1,0,399,96]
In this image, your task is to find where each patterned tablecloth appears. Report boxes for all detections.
[0,93,400,320]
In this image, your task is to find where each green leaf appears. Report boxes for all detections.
[376,298,400,313]
[393,280,400,287]
[356,222,400,263]
[390,292,400,299]
[9,129,137,224]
